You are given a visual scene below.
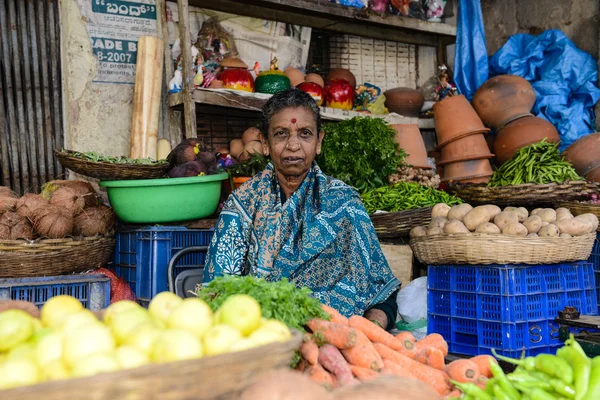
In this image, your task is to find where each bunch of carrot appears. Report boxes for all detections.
[298,304,497,398]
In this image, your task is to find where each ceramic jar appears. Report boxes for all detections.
[384,88,425,118]
[563,132,600,178]
[493,116,560,165]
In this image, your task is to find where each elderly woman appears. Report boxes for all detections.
[204,89,401,330]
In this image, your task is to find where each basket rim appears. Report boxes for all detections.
[56,150,169,169]
[449,180,596,190]
[409,232,596,243]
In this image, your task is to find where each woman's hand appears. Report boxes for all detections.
[363,308,388,330]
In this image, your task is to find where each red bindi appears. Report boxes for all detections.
[291,118,297,123]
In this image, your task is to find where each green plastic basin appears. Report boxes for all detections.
[100,173,228,223]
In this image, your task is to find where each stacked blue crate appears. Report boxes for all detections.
[428,262,597,357]
[589,233,600,311]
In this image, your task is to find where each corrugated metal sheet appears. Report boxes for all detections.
[0,0,63,194]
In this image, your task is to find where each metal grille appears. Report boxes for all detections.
[196,105,261,151]
[0,0,64,194]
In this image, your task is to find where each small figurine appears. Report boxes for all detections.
[168,70,183,94]
[425,0,447,22]
[355,83,381,111]
[270,57,279,71]
[433,65,458,101]
[252,62,260,77]
[193,66,205,88]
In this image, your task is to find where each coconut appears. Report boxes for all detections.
[32,205,73,239]
[49,187,86,216]
[242,127,262,145]
[16,194,48,220]
[0,196,18,214]
[238,141,264,162]
[0,212,34,240]
[0,187,18,198]
[73,205,115,237]
[41,180,98,207]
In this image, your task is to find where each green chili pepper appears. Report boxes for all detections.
[489,360,521,400]
[451,381,493,400]
[530,388,557,400]
[582,357,600,400]
[557,337,591,400]
[508,373,553,392]
[492,350,573,385]
[493,384,518,400]
[485,378,497,396]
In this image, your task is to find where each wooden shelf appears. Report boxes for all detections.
[186,0,456,47]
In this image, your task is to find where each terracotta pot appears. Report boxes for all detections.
[433,95,490,147]
[586,165,600,183]
[494,116,560,165]
[326,68,356,88]
[233,176,251,190]
[384,88,425,118]
[441,158,493,183]
[472,75,536,130]
[563,132,600,177]
[461,175,492,184]
[392,124,431,169]
[438,133,494,165]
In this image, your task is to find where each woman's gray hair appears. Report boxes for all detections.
[260,88,321,137]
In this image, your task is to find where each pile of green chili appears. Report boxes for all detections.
[489,140,582,187]
[360,181,463,214]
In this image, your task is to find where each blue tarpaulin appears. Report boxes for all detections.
[489,30,600,151]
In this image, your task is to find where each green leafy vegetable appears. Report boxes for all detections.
[63,150,167,165]
[226,153,270,178]
[360,182,463,214]
[196,275,329,331]
[318,117,406,192]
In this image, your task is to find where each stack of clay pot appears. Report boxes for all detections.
[564,132,600,182]
[433,95,493,184]
[472,75,560,166]
[392,124,431,170]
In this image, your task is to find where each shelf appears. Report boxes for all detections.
[186,0,456,47]
[169,89,434,128]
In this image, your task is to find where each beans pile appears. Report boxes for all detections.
[360,182,462,214]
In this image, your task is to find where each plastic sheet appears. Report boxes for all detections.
[396,277,428,340]
[489,30,600,151]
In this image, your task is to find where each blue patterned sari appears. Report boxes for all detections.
[204,162,400,317]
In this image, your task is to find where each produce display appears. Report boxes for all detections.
[409,203,599,238]
[388,166,441,188]
[489,140,583,187]
[59,150,167,165]
[166,139,221,178]
[0,292,292,390]
[360,182,462,214]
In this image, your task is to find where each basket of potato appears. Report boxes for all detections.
[408,203,598,265]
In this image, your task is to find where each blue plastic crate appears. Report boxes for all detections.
[589,232,599,271]
[111,226,214,302]
[0,274,110,310]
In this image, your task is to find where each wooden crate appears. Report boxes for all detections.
[381,244,413,285]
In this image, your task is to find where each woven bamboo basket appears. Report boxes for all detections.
[447,181,599,207]
[0,331,303,400]
[370,207,433,238]
[555,201,600,232]
[409,233,596,265]
[56,150,169,181]
[0,236,115,278]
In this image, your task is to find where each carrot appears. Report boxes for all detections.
[422,347,446,370]
[341,329,384,371]
[415,350,428,365]
[307,318,357,350]
[348,315,417,359]
[395,331,416,343]
[321,304,348,325]
[444,359,480,383]
[476,376,488,390]
[300,335,319,365]
[374,342,451,396]
[318,344,358,386]
[416,333,449,357]
[381,359,413,379]
[350,365,380,381]
[445,389,461,399]
[470,355,497,378]
[295,357,307,372]
[305,363,335,388]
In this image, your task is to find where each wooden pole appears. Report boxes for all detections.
[130,36,165,160]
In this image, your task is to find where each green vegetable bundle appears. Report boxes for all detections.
[196,275,328,331]
[360,182,463,214]
[226,153,270,178]
[318,117,406,192]
[65,150,166,165]
[489,140,583,187]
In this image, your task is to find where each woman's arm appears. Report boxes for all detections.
[364,290,399,331]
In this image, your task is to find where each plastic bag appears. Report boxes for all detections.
[396,276,428,340]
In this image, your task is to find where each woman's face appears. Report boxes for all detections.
[262,106,323,178]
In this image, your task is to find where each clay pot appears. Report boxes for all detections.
[326,68,356,88]
[438,133,494,165]
[384,88,425,118]
[472,75,536,130]
[563,132,600,177]
[392,124,431,169]
[305,73,325,88]
[433,95,490,147]
[441,158,493,183]
[586,165,600,183]
[494,116,560,165]
[220,57,248,69]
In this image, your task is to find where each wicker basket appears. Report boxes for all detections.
[371,207,433,238]
[56,150,169,181]
[0,236,115,278]
[447,181,600,207]
[555,201,600,232]
[0,331,302,400]
[409,233,596,265]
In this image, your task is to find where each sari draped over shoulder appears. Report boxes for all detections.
[204,162,400,317]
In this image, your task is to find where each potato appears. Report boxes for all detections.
[523,215,543,234]
[560,233,572,238]
[463,206,491,231]
[539,224,560,237]
[428,217,448,230]
[427,227,445,236]
[527,233,539,238]
[447,204,473,222]
[576,213,599,232]
[475,222,501,234]
[409,226,427,238]
[542,222,550,227]
[518,207,529,219]
[493,211,520,230]
[556,210,574,221]
[482,205,502,220]
[431,203,451,219]
[502,222,528,237]
[531,208,543,216]
[536,209,557,224]
[504,207,527,222]
[333,375,442,400]
[241,369,334,400]
[443,220,470,234]
[555,207,571,215]
[555,218,592,236]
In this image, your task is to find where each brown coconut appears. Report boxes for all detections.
[16,194,49,220]
[42,180,98,207]
[73,205,116,237]
[0,212,34,240]
[0,187,18,198]
[32,205,73,239]
[0,196,18,214]
[50,187,86,216]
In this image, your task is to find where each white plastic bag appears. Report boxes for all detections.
[396,276,428,340]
